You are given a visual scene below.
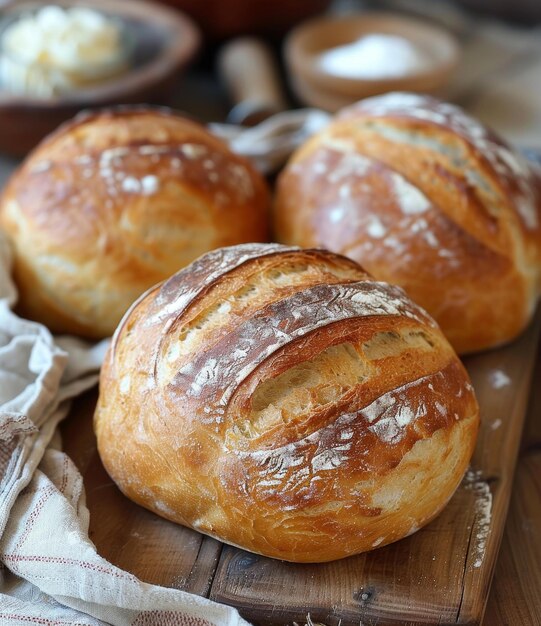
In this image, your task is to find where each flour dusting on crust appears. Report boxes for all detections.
[349,92,539,230]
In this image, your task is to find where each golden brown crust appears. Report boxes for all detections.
[0,106,270,338]
[95,243,479,562]
[274,93,541,354]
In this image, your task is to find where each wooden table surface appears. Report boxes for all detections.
[482,341,541,625]
[0,69,540,624]
[57,314,540,625]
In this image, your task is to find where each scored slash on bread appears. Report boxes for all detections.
[95,243,479,563]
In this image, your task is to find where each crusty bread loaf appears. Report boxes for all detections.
[0,107,269,338]
[94,243,479,562]
[274,93,541,354]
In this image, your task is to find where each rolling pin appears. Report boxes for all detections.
[217,37,289,126]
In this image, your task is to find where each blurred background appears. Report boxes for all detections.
[0,0,540,174]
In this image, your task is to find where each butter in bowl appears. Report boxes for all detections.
[0,5,132,97]
[0,0,200,157]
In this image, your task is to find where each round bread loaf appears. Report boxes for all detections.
[95,243,479,562]
[274,93,541,354]
[0,107,269,338]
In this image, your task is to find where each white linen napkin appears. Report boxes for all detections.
[0,230,251,625]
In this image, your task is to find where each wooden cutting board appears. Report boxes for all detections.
[62,309,541,626]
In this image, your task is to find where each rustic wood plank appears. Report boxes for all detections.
[482,343,541,625]
[60,312,541,625]
[208,310,541,626]
[59,314,540,625]
[520,340,541,450]
[60,389,221,594]
[482,452,541,625]
[456,310,541,624]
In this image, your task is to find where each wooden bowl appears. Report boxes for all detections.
[0,0,200,157]
[157,0,332,40]
[284,13,460,112]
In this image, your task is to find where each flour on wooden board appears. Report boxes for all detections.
[463,468,492,568]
